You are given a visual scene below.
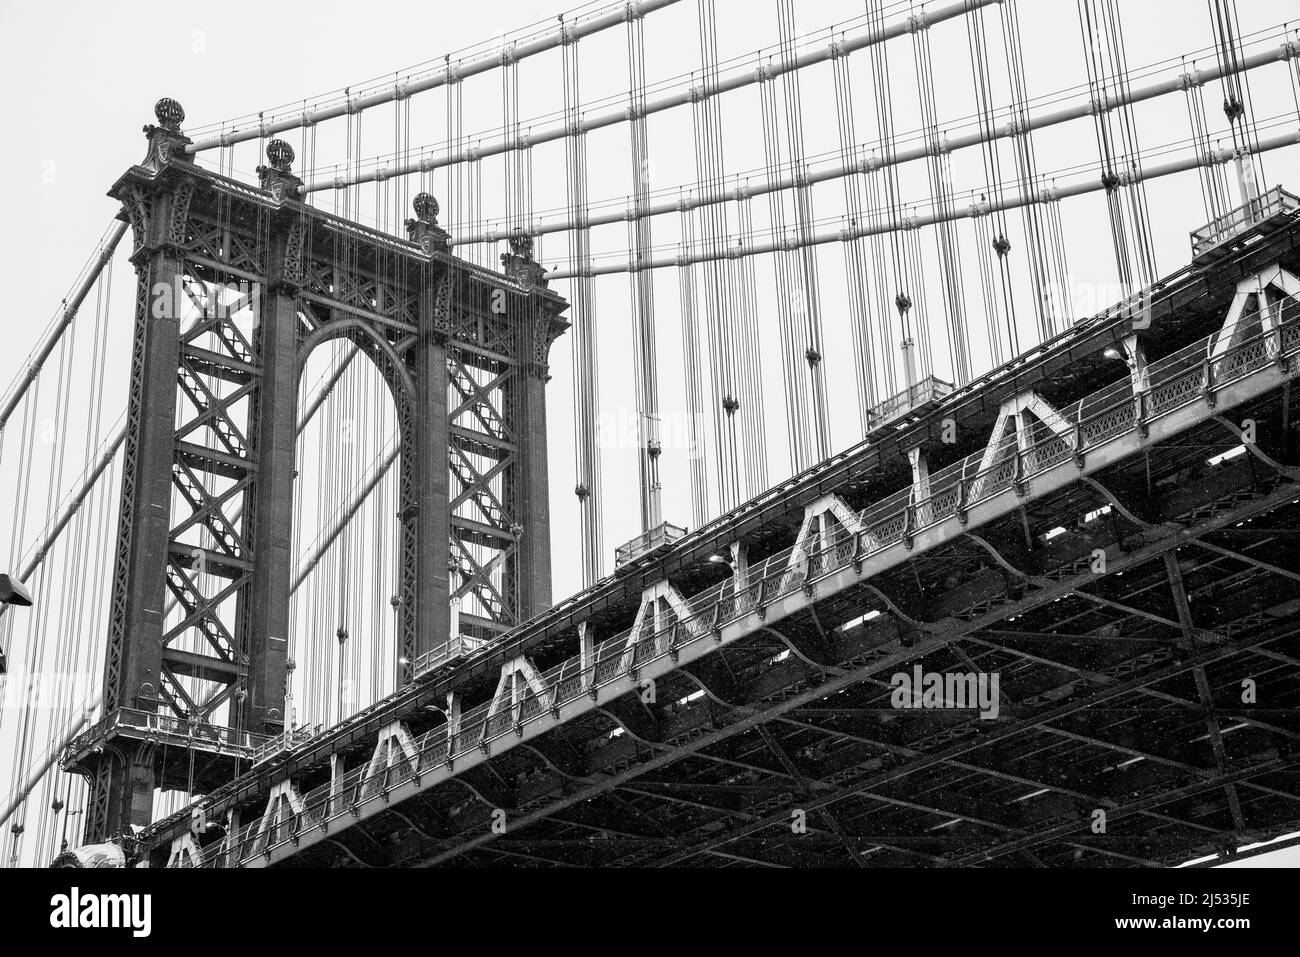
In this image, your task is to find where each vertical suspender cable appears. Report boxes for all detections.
[693,0,741,513]
[562,22,605,585]
[759,61,809,472]
[733,193,768,498]
[776,0,831,460]
[677,202,709,527]
[868,0,919,392]
[626,9,662,531]
[910,19,971,386]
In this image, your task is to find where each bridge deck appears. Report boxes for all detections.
[146,238,1300,865]
[133,218,1294,820]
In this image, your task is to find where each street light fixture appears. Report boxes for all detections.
[0,572,32,676]
[1103,341,1142,365]
[1102,339,1151,393]
[0,573,32,607]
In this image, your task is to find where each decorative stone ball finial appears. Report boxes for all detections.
[266,139,295,173]
[508,228,534,260]
[154,97,186,132]
[413,192,440,225]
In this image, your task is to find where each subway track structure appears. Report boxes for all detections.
[133,195,1300,869]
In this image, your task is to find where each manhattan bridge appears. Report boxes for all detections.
[3,0,1300,868]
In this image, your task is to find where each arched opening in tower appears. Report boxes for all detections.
[291,338,400,727]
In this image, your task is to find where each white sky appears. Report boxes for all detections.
[1,0,1298,866]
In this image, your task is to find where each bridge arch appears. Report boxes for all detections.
[291,328,410,723]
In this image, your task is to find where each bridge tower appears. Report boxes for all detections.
[65,100,568,842]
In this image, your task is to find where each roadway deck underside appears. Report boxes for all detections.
[269,382,1300,868]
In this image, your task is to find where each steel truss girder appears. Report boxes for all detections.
[137,235,1294,858]
[407,476,1300,868]
[446,339,523,635]
[148,266,265,735]
[207,433,1300,868]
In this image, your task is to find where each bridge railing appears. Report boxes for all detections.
[1191,186,1300,259]
[179,298,1300,867]
[249,726,320,768]
[413,633,491,680]
[615,521,690,567]
[863,375,954,432]
[64,707,271,765]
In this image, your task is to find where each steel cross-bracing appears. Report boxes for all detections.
[134,204,1300,868]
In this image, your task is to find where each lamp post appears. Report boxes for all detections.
[1102,336,1149,392]
[336,625,348,724]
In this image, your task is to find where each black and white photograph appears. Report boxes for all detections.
[0,0,1298,935]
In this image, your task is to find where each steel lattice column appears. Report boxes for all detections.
[102,243,181,722]
[84,109,194,839]
[239,209,301,731]
[80,103,280,839]
[405,208,455,680]
[514,303,556,620]
[502,236,564,623]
